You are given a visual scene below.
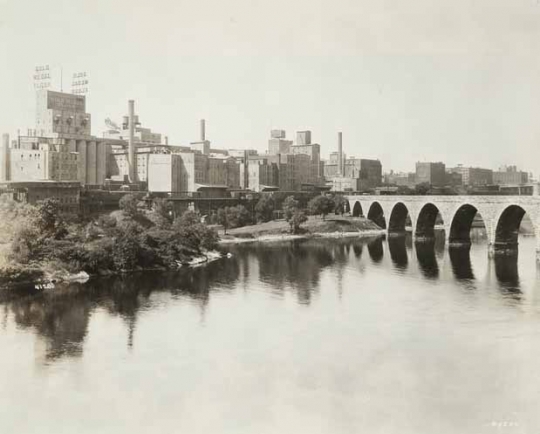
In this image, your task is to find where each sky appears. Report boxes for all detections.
[1,0,540,174]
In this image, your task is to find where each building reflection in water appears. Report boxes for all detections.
[1,259,243,363]
[0,235,530,366]
[241,239,354,305]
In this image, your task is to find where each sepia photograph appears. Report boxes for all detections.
[1,0,539,433]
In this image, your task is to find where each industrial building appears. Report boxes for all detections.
[493,166,529,186]
[324,132,382,191]
[415,162,446,187]
[1,90,110,185]
[0,180,81,213]
[448,166,493,187]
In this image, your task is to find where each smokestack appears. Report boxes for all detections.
[1,133,9,182]
[128,100,136,182]
[338,132,343,176]
[200,119,206,141]
[164,136,169,146]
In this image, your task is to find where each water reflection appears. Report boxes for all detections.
[415,240,439,279]
[388,236,408,270]
[493,253,521,298]
[0,236,536,367]
[367,237,384,263]
[10,290,91,360]
[449,246,475,282]
[351,242,362,258]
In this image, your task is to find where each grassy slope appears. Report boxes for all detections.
[223,216,382,239]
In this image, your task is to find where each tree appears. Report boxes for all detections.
[414,182,431,195]
[36,198,67,239]
[308,195,335,220]
[333,195,348,215]
[216,205,252,233]
[283,196,299,221]
[396,185,413,195]
[217,208,229,234]
[290,210,308,234]
[255,195,275,222]
[282,196,308,233]
[151,198,173,228]
[119,193,140,217]
[176,210,201,227]
[112,222,142,271]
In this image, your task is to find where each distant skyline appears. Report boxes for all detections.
[1,0,540,174]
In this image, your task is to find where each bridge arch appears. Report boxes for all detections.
[352,201,363,217]
[388,202,409,234]
[494,204,527,251]
[416,203,444,239]
[448,204,485,245]
[367,201,386,229]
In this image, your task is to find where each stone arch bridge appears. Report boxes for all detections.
[345,195,540,255]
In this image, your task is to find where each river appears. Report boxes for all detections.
[1,234,540,434]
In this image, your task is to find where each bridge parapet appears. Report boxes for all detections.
[345,195,540,257]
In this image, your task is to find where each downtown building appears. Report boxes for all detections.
[447,165,493,187]
[244,129,325,192]
[147,119,242,195]
[323,132,382,191]
[415,162,446,187]
[493,166,529,186]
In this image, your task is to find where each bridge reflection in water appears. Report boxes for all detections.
[0,234,536,369]
[380,231,526,296]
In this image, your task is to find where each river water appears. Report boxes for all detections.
[1,234,540,434]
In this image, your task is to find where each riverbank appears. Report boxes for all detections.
[220,216,384,244]
[0,249,227,291]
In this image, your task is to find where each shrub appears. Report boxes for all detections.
[119,194,140,217]
[290,210,308,234]
[333,195,348,215]
[283,196,299,221]
[255,196,275,222]
[308,195,335,220]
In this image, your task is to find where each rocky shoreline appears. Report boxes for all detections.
[0,249,228,291]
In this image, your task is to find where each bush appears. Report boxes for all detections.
[111,223,143,271]
[290,210,308,234]
[255,196,275,222]
[119,194,140,217]
[1,197,221,279]
[216,205,252,232]
[333,195,348,215]
[150,198,173,229]
[283,196,299,221]
[308,195,335,220]
[174,210,219,251]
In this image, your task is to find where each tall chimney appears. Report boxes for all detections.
[1,133,9,182]
[200,119,206,141]
[338,131,343,176]
[128,100,136,182]
[164,136,169,146]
